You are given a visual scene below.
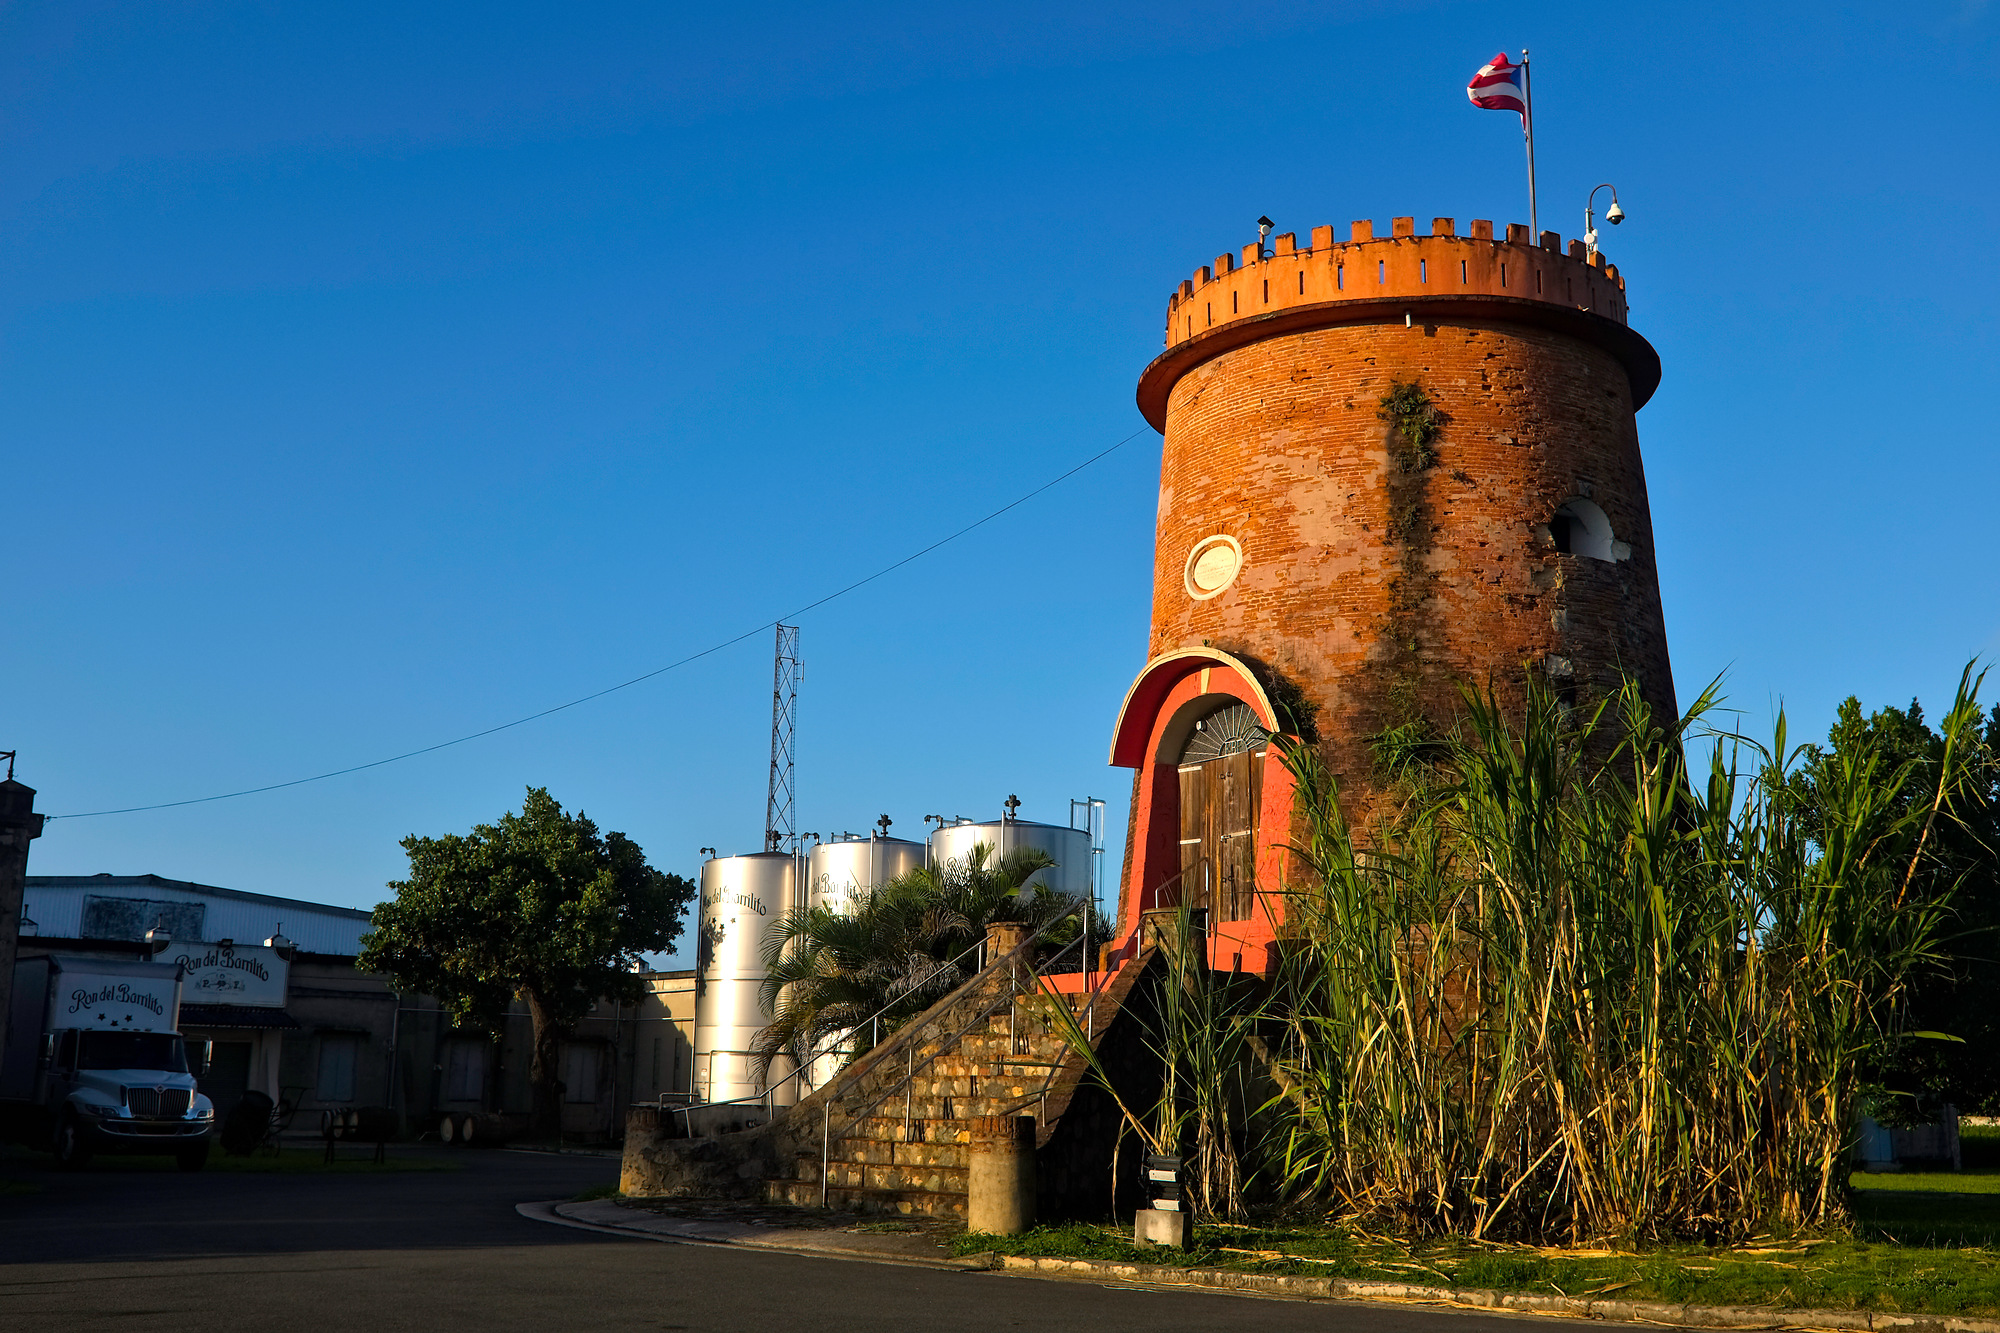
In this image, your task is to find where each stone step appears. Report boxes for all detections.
[842,1089,1047,1123]
[904,1061,1069,1090]
[833,1109,1039,1144]
[823,1159,968,1196]
[833,1139,969,1170]
[765,1178,966,1219]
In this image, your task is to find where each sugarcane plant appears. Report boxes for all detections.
[1029,898,1273,1221]
[1266,667,1988,1243]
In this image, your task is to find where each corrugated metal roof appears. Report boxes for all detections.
[22,876,373,958]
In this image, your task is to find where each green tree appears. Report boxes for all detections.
[1804,691,2000,1118]
[359,787,695,1139]
[752,843,1103,1079]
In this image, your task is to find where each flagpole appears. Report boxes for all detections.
[1522,47,1538,239]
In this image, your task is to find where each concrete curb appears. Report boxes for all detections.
[984,1254,2000,1333]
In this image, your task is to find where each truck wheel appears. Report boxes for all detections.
[52,1113,93,1170]
[176,1142,210,1172]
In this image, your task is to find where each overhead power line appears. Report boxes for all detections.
[51,428,1149,821]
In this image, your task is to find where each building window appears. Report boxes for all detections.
[563,1043,602,1104]
[316,1034,359,1104]
[1547,497,1629,562]
[444,1038,486,1102]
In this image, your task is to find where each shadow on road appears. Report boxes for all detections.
[0,1143,623,1265]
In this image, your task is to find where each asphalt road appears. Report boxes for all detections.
[0,1145,1564,1333]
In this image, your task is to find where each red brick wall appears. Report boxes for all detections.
[1147,314,1677,818]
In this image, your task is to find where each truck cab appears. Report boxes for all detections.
[43,1026,215,1170]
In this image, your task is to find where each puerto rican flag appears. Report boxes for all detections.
[1467,52,1526,118]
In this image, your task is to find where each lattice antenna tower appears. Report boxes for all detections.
[764,624,800,853]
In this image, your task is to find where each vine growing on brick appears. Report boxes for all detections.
[1376,379,1445,764]
[1378,380,1445,472]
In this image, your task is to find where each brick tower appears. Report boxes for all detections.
[1107,216,1676,972]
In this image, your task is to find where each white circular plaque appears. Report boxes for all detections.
[1183,534,1243,600]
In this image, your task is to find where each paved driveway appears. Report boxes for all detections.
[0,1145,1564,1333]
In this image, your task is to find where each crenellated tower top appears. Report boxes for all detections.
[1138,216,1658,430]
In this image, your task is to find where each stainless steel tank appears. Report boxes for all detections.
[798,833,925,1091]
[692,852,799,1107]
[926,817,1093,899]
[807,834,925,916]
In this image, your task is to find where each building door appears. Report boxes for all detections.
[316,1034,360,1104]
[199,1040,253,1121]
[1175,703,1267,923]
[443,1038,487,1104]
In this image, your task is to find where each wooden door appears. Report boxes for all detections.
[1179,748,1264,921]
[1177,763,1211,912]
[1215,748,1263,922]
[198,1040,253,1121]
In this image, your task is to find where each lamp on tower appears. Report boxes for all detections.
[1584,183,1624,258]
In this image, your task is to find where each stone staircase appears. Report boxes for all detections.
[622,927,1162,1221]
[766,997,1089,1218]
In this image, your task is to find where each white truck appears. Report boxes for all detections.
[0,955,216,1170]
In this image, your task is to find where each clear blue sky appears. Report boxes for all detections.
[7,3,1996,967]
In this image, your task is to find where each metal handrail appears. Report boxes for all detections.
[679,906,1076,1119]
[740,929,995,1112]
[823,900,1094,1137]
[1144,854,1215,916]
[979,858,1235,1129]
[985,925,1140,1121]
[685,863,1213,1124]
[821,862,1219,1139]
[802,895,1150,1205]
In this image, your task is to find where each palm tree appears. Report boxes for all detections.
[753,843,1091,1080]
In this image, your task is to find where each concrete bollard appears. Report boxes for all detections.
[1134,1208,1192,1248]
[967,1115,1036,1235]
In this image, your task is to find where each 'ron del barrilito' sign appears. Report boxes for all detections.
[173,943,289,1008]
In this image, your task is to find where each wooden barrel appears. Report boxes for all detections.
[349,1106,397,1143]
[459,1113,516,1147]
[220,1090,273,1156]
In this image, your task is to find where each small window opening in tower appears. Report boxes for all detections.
[1232,291,1238,314]
[1461,259,1467,283]
[1378,260,1385,284]
[1298,271,1304,295]
[1500,263,1507,287]
[1262,278,1269,303]
[1420,259,1427,283]
[1546,497,1630,562]
[1545,655,1579,714]
[1337,265,1344,290]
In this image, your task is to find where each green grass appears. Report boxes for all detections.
[1854,1170,2000,1195]
[955,1185,2000,1317]
[572,1183,621,1201]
